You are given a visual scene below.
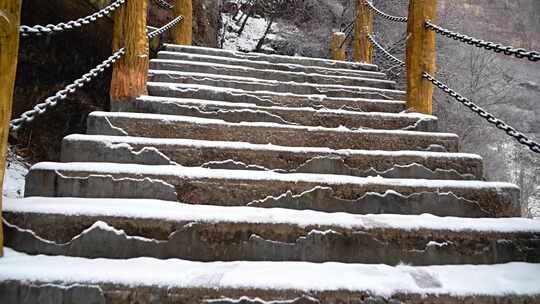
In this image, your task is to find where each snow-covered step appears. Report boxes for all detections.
[4,198,539,264]
[163,44,380,72]
[61,135,484,180]
[86,112,458,152]
[2,248,540,304]
[146,83,406,113]
[157,50,388,79]
[148,70,404,100]
[111,96,438,131]
[150,59,394,88]
[25,162,520,217]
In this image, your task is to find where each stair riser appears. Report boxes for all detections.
[25,168,520,217]
[157,51,387,78]
[61,138,483,180]
[163,44,379,71]
[150,60,394,89]
[148,72,405,100]
[3,281,538,304]
[4,213,538,265]
[86,115,458,152]
[147,84,406,113]
[111,98,437,131]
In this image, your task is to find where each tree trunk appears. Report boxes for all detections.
[110,0,149,103]
[255,16,274,52]
[0,0,23,257]
[238,9,253,35]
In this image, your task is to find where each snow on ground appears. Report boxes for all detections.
[221,12,277,52]
[3,147,28,199]
[529,196,540,219]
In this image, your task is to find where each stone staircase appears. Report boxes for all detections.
[2,45,540,303]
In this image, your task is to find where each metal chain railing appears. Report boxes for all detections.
[153,0,174,9]
[20,0,127,36]
[11,15,183,131]
[423,72,540,154]
[364,1,408,23]
[425,21,540,62]
[148,15,183,39]
[9,49,125,131]
[367,34,405,67]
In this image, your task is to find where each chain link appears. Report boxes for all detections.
[20,0,126,37]
[9,49,126,131]
[148,15,184,39]
[363,1,408,23]
[367,34,406,67]
[425,22,540,62]
[423,72,540,154]
[153,0,174,9]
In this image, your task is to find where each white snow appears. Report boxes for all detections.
[5,196,536,233]
[2,147,28,199]
[222,13,274,52]
[66,134,481,160]
[28,161,514,190]
[1,248,539,297]
[90,111,455,137]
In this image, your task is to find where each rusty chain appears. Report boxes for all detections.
[425,21,540,62]
[153,0,174,9]
[363,1,408,23]
[20,0,126,36]
[148,15,183,39]
[423,72,540,154]
[367,34,406,67]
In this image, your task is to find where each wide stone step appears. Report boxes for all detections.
[25,162,520,217]
[147,83,406,113]
[61,135,484,180]
[148,71,404,100]
[150,59,394,88]
[87,112,458,152]
[157,51,388,79]
[111,96,437,131]
[163,44,380,72]
[4,198,539,264]
[3,248,539,304]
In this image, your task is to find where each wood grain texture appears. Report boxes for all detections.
[110,0,149,102]
[330,33,346,61]
[0,0,23,257]
[173,0,192,45]
[405,0,437,115]
[353,0,373,63]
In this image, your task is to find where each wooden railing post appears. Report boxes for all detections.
[331,32,346,61]
[110,0,149,102]
[353,0,373,63]
[172,0,192,45]
[405,0,437,114]
[0,0,23,257]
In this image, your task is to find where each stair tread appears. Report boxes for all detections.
[157,51,388,78]
[2,247,540,299]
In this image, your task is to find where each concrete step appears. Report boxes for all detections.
[4,197,539,264]
[61,135,483,180]
[86,112,458,152]
[146,83,406,113]
[148,71,404,100]
[3,248,539,304]
[157,50,388,79]
[24,162,520,217]
[150,59,394,88]
[163,44,380,72]
[111,96,438,131]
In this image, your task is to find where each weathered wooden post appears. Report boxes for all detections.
[0,0,23,257]
[110,0,149,102]
[353,0,373,64]
[172,0,192,45]
[331,32,346,61]
[405,0,437,114]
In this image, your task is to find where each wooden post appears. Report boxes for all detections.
[110,0,149,102]
[353,0,373,63]
[331,32,346,61]
[172,0,192,45]
[405,0,437,114]
[0,0,22,257]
